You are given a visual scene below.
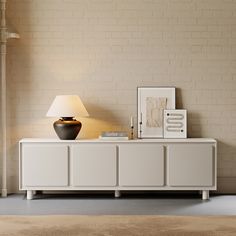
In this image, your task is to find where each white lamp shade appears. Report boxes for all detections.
[46,95,89,118]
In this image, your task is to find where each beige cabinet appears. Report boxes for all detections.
[22,145,69,187]
[168,144,214,186]
[71,144,117,187]
[119,144,164,186]
[19,138,217,200]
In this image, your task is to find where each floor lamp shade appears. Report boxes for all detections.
[46,95,89,140]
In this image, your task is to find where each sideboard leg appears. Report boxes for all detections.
[202,190,209,200]
[115,190,121,198]
[27,190,34,200]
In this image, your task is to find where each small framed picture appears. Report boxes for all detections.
[164,109,187,139]
[137,87,176,138]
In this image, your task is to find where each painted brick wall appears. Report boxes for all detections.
[3,0,236,192]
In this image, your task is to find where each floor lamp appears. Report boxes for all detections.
[0,0,19,197]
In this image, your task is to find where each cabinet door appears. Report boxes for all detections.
[72,145,117,186]
[168,144,213,186]
[22,145,69,187]
[119,144,164,186]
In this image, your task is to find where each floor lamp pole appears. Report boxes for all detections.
[1,0,19,197]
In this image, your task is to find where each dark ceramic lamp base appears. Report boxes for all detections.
[53,117,82,140]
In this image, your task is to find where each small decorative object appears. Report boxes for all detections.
[138,87,175,138]
[130,116,134,139]
[46,95,89,140]
[99,131,128,140]
[164,109,187,138]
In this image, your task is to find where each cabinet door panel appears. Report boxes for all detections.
[168,144,213,186]
[72,145,117,186]
[119,144,164,186]
[22,145,68,187]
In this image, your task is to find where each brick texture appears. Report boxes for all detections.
[3,0,236,192]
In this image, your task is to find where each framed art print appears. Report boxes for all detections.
[137,87,176,138]
[164,109,187,138]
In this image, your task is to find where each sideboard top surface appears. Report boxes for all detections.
[20,138,217,144]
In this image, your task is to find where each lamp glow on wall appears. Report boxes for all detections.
[46,95,89,140]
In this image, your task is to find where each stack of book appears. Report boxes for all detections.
[99,131,129,140]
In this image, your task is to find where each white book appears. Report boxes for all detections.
[99,136,129,140]
[101,131,128,137]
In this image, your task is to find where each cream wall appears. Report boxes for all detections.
[3,0,236,193]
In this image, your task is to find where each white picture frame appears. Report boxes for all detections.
[137,87,176,138]
[164,109,187,139]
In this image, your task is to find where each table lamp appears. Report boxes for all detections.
[46,95,89,140]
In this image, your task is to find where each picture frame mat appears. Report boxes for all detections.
[138,87,176,138]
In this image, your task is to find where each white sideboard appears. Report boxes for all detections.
[19,138,217,200]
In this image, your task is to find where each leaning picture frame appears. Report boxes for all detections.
[137,87,176,138]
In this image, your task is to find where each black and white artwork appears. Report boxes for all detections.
[164,109,187,138]
[138,87,176,138]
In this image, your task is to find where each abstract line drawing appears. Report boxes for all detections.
[164,110,187,138]
[146,97,167,128]
[166,113,184,132]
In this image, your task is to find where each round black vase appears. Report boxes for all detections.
[53,117,82,140]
